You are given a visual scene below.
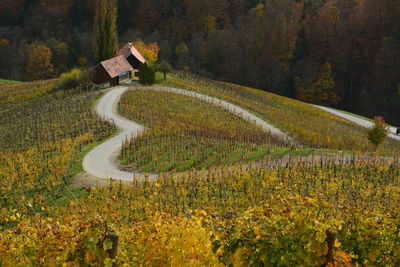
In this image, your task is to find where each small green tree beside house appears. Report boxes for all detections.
[138,63,156,85]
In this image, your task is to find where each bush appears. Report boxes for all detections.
[58,68,83,90]
[138,63,156,85]
[368,116,389,149]
[197,69,215,79]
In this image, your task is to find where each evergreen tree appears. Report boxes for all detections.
[138,63,156,85]
[94,0,118,62]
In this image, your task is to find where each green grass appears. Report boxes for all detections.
[159,161,176,173]
[199,156,218,169]
[269,147,338,159]
[224,150,246,165]
[175,158,197,172]
[155,72,171,83]
[328,107,374,122]
[47,91,118,206]
[141,161,156,173]
[271,148,292,158]
[0,78,21,85]
[247,149,270,161]
[46,138,111,206]
[91,91,106,110]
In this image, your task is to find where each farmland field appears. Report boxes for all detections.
[2,0,400,265]
[2,155,400,266]
[0,80,115,214]
[118,89,291,173]
[1,75,400,266]
[163,72,400,154]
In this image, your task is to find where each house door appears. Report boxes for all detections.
[119,71,130,83]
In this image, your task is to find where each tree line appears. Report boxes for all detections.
[0,0,399,124]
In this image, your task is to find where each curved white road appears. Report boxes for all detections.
[314,105,400,141]
[83,86,293,181]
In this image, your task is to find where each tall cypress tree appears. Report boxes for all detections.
[94,0,118,62]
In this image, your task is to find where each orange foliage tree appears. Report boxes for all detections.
[133,39,159,63]
[26,44,54,80]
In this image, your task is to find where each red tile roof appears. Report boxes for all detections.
[118,43,146,63]
[100,55,133,78]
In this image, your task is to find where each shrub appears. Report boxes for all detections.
[138,63,156,85]
[58,68,83,90]
[367,116,389,149]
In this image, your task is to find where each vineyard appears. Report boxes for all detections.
[164,73,400,154]
[118,89,291,173]
[1,74,400,266]
[0,80,115,216]
[1,156,399,266]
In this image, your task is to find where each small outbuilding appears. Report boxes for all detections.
[93,55,133,86]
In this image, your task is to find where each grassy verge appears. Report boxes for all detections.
[270,147,338,159]
[0,78,21,85]
[47,131,118,207]
[247,149,270,161]
[271,148,292,158]
[47,91,117,206]
[328,107,400,133]
[91,91,106,110]
[155,72,172,84]
[328,107,374,123]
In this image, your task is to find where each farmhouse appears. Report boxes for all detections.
[118,42,147,81]
[93,43,146,86]
[118,42,146,69]
[93,55,133,86]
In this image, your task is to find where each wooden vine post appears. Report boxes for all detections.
[107,231,119,260]
[322,229,337,267]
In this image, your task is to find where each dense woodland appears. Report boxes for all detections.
[0,0,400,123]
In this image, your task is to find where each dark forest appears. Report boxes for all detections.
[1,0,399,123]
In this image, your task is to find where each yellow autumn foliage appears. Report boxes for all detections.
[164,73,400,154]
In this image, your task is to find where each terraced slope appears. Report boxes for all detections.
[83,86,292,180]
[165,73,400,154]
[119,87,292,173]
[0,80,114,211]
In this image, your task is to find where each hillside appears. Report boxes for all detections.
[0,79,20,85]
[1,0,400,124]
[164,73,400,154]
[1,77,400,266]
[118,88,290,173]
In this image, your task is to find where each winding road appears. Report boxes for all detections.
[83,86,292,181]
[82,86,400,182]
[314,105,400,142]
